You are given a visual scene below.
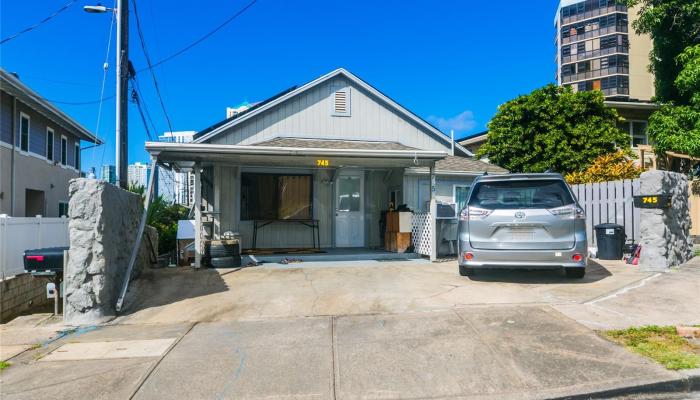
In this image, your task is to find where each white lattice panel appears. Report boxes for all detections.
[411,212,432,256]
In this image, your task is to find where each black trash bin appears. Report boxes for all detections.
[594,223,625,260]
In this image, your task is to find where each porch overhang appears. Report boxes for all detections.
[145,142,448,169]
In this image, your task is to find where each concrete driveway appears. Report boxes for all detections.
[2,259,699,399]
[116,258,655,324]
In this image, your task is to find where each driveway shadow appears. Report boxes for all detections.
[465,260,612,284]
[119,267,236,316]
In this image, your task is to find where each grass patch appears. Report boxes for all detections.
[603,325,700,370]
[0,361,10,371]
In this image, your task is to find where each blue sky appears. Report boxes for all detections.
[1,0,558,176]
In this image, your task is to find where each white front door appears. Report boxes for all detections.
[335,171,364,247]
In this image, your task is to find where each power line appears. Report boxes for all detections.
[44,94,116,105]
[131,76,159,138]
[135,0,258,74]
[131,0,174,135]
[0,0,79,45]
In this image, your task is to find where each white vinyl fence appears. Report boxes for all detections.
[570,179,640,246]
[0,216,70,279]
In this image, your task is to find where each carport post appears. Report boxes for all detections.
[194,165,202,269]
[429,163,437,262]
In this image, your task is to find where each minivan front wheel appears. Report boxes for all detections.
[565,267,585,279]
[459,265,474,277]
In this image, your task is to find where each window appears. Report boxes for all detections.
[240,173,312,220]
[58,202,69,217]
[468,180,574,210]
[60,135,67,166]
[46,128,54,161]
[19,113,29,152]
[74,143,80,170]
[631,121,648,147]
[454,185,471,216]
[331,87,351,116]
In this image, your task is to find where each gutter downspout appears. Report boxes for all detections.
[450,129,455,156]
[10,97,16,216]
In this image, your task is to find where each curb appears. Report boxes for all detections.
[548,371,700,399]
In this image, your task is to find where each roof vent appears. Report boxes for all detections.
[331,87,350,116]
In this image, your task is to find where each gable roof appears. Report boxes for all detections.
[0,68,101,144]
[252,137,416,151]
[193,68,473,156]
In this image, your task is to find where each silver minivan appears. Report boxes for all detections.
[457,173,587,278]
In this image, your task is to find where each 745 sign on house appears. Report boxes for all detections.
[316,159,330,167]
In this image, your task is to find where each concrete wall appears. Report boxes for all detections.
[638,171,694,271]
[64,179,157,325]
[0,273,52,323]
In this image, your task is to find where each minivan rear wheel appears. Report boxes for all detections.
[565,267,585,279]
[459,265,474,277]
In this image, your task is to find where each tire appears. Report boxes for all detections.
[459,265,474,277]
[565,267,585,279]
[206,242,240,258]
[209,256,242,268]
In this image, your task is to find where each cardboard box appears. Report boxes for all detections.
[385,232,411,253]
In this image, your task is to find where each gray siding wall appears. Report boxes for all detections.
[403,175,476,213]
[214,166,336,249]
[208,76,451,152]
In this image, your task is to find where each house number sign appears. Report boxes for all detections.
[633,195,671,209]
[316,159,330,167]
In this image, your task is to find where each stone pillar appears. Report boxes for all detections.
[638,170,693,272]
[64,179,157,325]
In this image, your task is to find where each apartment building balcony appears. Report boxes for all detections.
[561,66,630,84]
[561,45,628,63]
[561,24,628,45]
[560,4,627,25]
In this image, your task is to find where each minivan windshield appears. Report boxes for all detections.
[468,179,575,210]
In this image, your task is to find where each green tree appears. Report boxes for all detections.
[627,0,700,103]
[477,84,630,174]
[128,185,188,254]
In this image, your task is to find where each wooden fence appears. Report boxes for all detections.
[570,179,640,246]
[691,194,700,237]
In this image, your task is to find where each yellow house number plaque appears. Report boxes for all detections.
[316,159,330,167]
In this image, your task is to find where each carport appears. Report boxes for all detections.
[145,140,446,268]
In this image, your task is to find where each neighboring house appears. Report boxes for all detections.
[146,68,505,265]
[458,131,488,155]
[0,69,101,217]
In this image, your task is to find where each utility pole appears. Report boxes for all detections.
[116,0,129,189]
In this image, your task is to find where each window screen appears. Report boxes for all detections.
[241,173,312,220]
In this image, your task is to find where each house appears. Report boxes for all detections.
[146,68,505,265]
[0,69,101,217]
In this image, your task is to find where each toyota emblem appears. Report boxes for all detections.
[514,211,526,219]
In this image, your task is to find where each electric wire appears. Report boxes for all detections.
[135,0,257,74]
[131,0,174,135]
[0,0,79,45]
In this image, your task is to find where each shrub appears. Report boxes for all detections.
[565,151,642,184]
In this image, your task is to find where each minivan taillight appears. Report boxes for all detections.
[548,204,584,220]
[460,207,493,221]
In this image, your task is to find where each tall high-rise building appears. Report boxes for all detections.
[127,162,150,189]
[156,131,196,206]
[101,165,117,185]
[554,0,657,148]
[555,0,654,100]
